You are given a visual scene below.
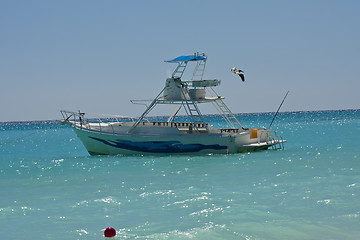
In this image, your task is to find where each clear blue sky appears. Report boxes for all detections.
[1,0,359,122]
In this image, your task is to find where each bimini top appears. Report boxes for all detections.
[166,54,207,63]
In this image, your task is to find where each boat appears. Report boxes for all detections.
[61,53,285,155]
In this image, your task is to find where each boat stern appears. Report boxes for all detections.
[230,128,285,153]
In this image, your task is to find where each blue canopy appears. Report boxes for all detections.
[166,55,206,63]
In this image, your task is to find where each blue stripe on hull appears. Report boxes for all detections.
[89,136,227,153]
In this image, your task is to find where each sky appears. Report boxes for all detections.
[0,0,359,122]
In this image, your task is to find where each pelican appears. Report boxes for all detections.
[231,67,245,82]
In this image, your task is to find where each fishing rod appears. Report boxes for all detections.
[269,91,289,129]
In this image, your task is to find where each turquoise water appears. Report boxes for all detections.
[0,110,359,239]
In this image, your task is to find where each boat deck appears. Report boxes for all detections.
[72,120,252,135]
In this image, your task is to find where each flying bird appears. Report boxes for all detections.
[231,67,245,82]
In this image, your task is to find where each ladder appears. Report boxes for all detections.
[269,134,285,150]
[207,87,244,129]
[172,61,188,78]
[180,82,208,133]
[192,58,207,80]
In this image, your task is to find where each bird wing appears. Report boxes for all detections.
[239,73,245,82]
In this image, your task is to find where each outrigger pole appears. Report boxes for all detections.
[269,91,289,129]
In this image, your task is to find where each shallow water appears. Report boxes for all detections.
[0,110,359,239]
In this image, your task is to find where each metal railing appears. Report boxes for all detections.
[260,130,285,150]
[60,110,136,133]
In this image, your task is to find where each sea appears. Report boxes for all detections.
[0,110,359,240]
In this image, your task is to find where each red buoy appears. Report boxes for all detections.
[104,227,116,237]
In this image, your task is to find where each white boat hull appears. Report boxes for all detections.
[72,125,283,155]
